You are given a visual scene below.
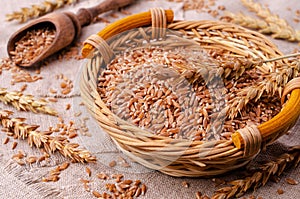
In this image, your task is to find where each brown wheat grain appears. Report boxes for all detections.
[85,167,91,177]
[12,141,18,149]
[109,160,116,167]
[3,137,9,144]
[277,189,284,195]
[285,177,298,185]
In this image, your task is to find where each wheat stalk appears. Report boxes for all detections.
[212,145,300,199]
[6,0,79,23]
[240,0,300,41]
[0,110,96,163]
[0,88,58,116]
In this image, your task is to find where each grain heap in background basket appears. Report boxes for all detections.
[97,46,281,141]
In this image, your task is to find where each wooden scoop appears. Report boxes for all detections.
[7,0,135,67]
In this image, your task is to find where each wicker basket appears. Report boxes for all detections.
[80,9,300,177]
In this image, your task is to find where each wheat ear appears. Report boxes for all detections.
[0,110,96,163]
[212,145,300,199]
[227,58,300,119]
[6,0,79,23]
[0,88,58,116]
[240,0,300,41]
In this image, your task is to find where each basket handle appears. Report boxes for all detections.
[81,9,174,58]
[281,77,300,104]
[232,77,300,156]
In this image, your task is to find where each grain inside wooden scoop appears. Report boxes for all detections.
[9,27,55,65]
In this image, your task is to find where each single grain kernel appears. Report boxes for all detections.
[48,97,58,102]
[3,137,9,144]
[66,103,71,110]
[277,189,284,195]
[26,156,37,164]
[109,160,116,167]
[285,177,298,185]
[59,162,70,170]
[182,181,189,188]
[68,132,78,139]
[86,167,91,177]
[12,141,18,149]
[92,190,102,198]
[49,88,57,94]
[60,82,67,89]
[97,173,109,180]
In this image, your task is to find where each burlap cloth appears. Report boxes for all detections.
[0,0,299,198]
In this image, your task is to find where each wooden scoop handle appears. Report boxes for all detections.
[76,0,136,26]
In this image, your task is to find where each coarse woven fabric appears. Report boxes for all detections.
[0,0,299,198]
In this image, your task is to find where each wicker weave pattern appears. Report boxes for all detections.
[80,10,300,177]
[83,34,114,62]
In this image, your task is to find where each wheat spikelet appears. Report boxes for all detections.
[212,145,300,199]
[240,0,300,41]
[215,55,263,79]
[179,50,264,84]
[6,0,79,23]
[0,88,58,116]
[260,60,300,95]
[227,59,300,119]
[0,110,96,163]
[204,55,265,119]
